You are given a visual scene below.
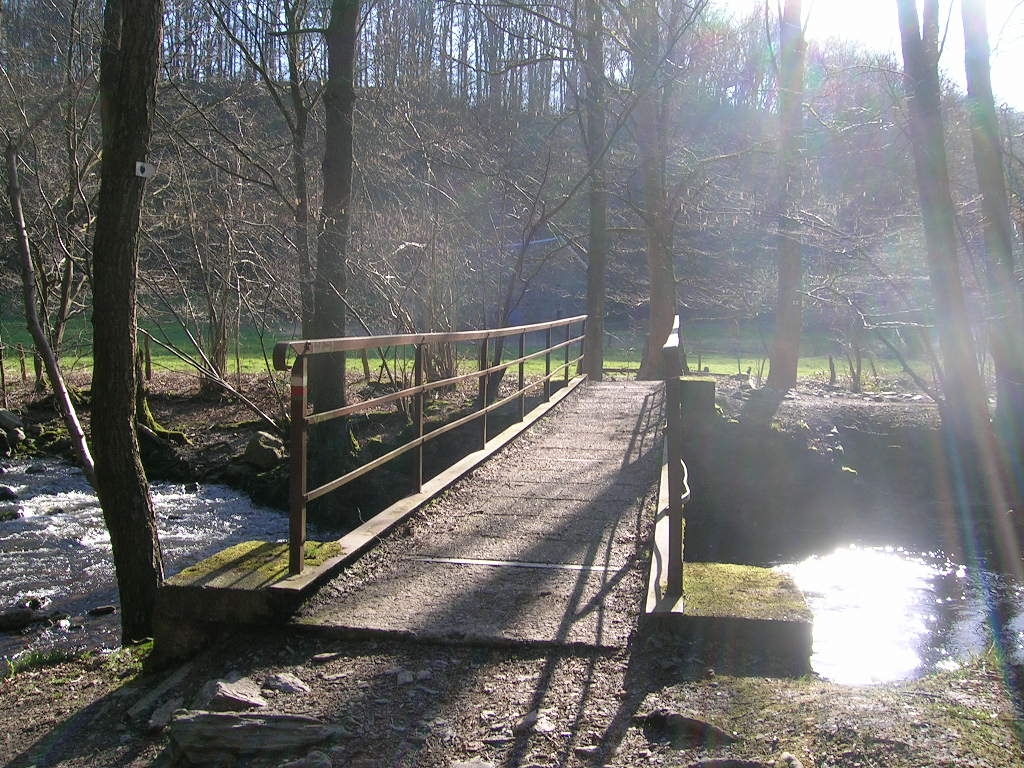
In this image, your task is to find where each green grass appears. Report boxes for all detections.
[0,315,290,378]
[0,315,931,391]
[607,322,931,387]
[4,648,81,677]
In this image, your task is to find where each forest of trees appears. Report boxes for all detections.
[4,1,1022,386]
[4,0,1024,636]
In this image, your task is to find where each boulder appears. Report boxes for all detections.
[263,671,311,694]
[0,412,25,456]
[635,708,738,748]
[0,426,26,457]
[0,607,42,632]
[137,426,190,482]
[147,696,184,733]
[194,677,268,711]
[0,411,23,432]
[127,662,194,725]
[169,710,338,762]
[0,485,17,501]
[243,431,286,470]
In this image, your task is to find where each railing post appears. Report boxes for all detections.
[663,315,684,599]
[288,355,309,576]
[479,337,489,449]
[413,343,424,493]
[518,331,526,421]
[564,320,571,385]
[578,316,587,376]
[544,325,552,400]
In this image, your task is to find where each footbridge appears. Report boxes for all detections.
[155,317,809,665]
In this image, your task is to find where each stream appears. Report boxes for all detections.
[779,544,1024,684]
[0,459,294,662]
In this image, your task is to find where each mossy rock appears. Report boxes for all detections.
[168,540,344,590]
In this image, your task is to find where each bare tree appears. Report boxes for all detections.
[895,0,990,440]
[5,131,95,484]
[632,0,677,379]
[628,0,707,379]
[765,0,806,390]
[961,0,1024,455]
[90,0,165,642]
[579,0,608,380]
[307,0,359,508]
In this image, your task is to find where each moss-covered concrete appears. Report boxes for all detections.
[643,561,813,676]
[155,540,343,662]
[167,540,343,591]
[645,433,813,673]
[681,562,811,622]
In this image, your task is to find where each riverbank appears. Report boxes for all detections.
[1,627,1020,767]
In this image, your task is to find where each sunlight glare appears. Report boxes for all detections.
[780,545,942,684]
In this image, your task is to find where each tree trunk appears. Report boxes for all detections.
[896,0,990,442]
[581,0,607,381]
[634,0,677,380]
[308,0,359,515]
[961,0,1024,462]
[91,0,164,643]
[766,0,805,391]
[285,0,314,337]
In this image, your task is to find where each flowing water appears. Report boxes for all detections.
[779,544,1024,684]
[0,459,293,662]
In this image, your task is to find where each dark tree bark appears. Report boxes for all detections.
[581,0,607,381]
[311,0,358,359]
[91,0,164,643]
[308,0,359,511]
[961,0,1024,458]
[766,0,806,391]
[896,0,991,441]
[284,0,315,337]
[634,0,677,380]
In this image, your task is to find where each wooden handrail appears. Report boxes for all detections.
[277,315,588,575]
[272,315,587,371]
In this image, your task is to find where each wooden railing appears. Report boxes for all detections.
[273,315,587,575]
[661,316,691,599]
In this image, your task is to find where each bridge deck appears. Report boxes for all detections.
[292,381,665,650]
